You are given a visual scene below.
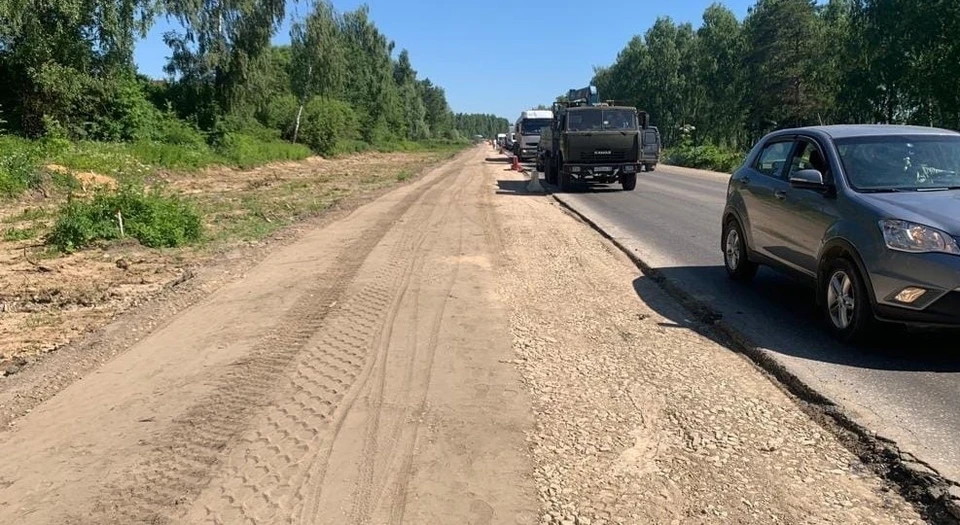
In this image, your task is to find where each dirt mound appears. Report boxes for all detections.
[44,164,118,190]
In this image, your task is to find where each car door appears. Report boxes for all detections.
[739,138,795,258]
[779,137,841,276]
[642,129,659,162]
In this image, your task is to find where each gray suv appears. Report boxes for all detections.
[722,125,960,342]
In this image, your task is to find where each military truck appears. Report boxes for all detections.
[537,85,651,191]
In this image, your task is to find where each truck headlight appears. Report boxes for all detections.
[624,164,636,173]
[570,166,580,173]
[879,219,960,255]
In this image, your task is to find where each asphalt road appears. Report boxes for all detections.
[538,163,960,486]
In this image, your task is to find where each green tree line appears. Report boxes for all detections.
[0,0,492,156]
[453,114,510,139]
[592,0,960,151]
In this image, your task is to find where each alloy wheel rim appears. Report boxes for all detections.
[725,229,741,270]
[827,270,856,329]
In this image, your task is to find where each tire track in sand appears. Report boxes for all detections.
[182,162,471,525]
[86,161,460,525]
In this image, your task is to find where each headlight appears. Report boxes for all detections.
[879,219,960,255]
[624,164,636,173]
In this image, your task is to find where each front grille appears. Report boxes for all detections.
[579,150,626,162]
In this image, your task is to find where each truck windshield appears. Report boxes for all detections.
[567,109,637,132]
[521,119,552,135]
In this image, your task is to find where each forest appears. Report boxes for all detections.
[0,0,504,185]
[592,0,960,170]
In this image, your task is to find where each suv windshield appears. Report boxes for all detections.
[567,109,637,132]
[836,135,960,191]
[521,119,552,135]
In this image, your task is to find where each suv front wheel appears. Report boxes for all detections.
[822,258,876,344]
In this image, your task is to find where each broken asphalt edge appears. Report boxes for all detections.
[549,191,960,525]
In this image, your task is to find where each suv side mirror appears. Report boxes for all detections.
[790,168,826,189]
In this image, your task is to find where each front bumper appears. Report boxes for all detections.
[516,147,539,160]
[562,163,641,181]
[868,251,960,326]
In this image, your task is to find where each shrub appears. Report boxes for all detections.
[664,144,745,173]
[298,98,360,156]
[47,184,203,252]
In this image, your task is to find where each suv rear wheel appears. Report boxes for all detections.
[822,258,876,344]
[722,218,758,281]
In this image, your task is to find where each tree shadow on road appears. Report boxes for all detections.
[631,266,960,373]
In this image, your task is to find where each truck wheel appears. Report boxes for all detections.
[621,173,637,191]
[536,156,544,173]
[557,158,572,192]
[546,156,557,184]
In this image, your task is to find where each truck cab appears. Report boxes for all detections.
[513,110,553,161]
[539,100,649,191]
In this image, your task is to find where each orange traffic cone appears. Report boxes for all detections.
[512,155,521,171]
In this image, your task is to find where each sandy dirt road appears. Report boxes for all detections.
[0,147,929,525]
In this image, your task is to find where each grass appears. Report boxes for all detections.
[1,131,454,253]
[2,207,50,224]
[663,143,746,173]
[3,225,38,241]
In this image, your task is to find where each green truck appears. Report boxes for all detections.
[537,86,654,192]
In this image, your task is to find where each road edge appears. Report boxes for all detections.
[550,191,960,524]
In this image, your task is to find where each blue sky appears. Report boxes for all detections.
[134,0,754,121]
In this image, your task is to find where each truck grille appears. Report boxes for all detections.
[579,150,626,162]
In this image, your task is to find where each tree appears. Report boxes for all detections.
[743,0,825,134]
[695,4,746,146]
[290,0,345,143]
[161,0,287,127]
[0,0,155,135]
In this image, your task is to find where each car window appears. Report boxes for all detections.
[754,141,792,178]
[788,141,829,179]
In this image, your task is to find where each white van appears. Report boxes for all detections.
[513,110,553,161]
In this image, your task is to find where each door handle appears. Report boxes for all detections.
[775,190,787,200]
[740,176,750,185]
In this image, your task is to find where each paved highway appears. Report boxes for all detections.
[543,164,960,486]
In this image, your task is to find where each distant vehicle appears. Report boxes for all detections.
[723,124,960,342]
[513,110,553,162]
[507,132,516,151]
[497,133,507,148]
[641,126,661,172]
[538,85,650,191]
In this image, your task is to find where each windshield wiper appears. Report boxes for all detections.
[917,186,960,192]
[859,187,907,193]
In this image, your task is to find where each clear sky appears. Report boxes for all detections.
[134,0,755,121]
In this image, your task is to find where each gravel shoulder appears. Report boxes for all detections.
[489,157,926,524]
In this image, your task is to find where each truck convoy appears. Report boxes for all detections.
[537,85,657,192]
[513,110,554,161]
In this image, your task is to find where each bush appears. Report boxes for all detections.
[299,98,360,156]
[47,184,203,252]
[261,94,299,137]
[664,144,745,173]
